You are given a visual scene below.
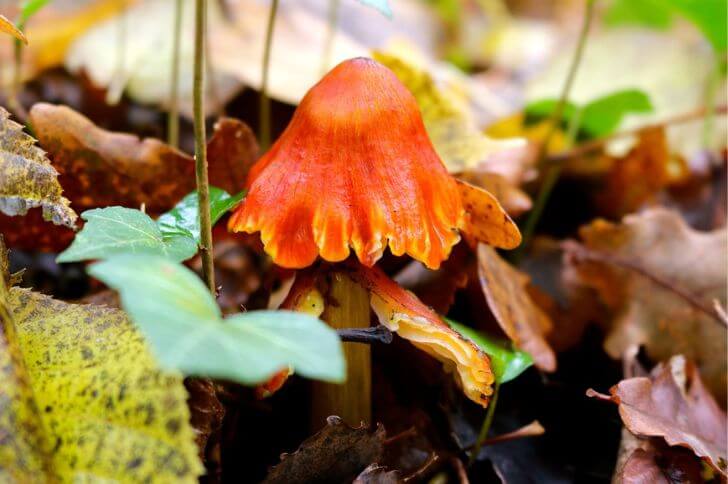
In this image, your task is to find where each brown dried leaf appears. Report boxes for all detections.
[477,244,556,371]
[458,171,532,218]
[589,356,727,475]
[0,107,77,228]
[457,179,522,250]
[3,104,256,252]
[263,416,386,484]
[595,127,687,218]
[184,378,224,463]
[565,208,727,399]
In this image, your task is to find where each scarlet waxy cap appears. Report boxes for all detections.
[229,57,519,269]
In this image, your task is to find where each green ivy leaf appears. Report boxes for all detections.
[526,89,654,139]
[88,254,346,385]
[356,0,392,18]
[156,187,245,243]
[446,319,533,383]
[57,207,197,263]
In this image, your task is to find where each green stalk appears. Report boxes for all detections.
[469,381,500,465]
[193,0,215,294]
[167,0,183,148]
[514,0,596,260]
[259,0,279,151]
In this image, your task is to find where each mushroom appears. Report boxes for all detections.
[229,57,521,423]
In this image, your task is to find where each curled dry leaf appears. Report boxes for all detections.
[457,180,522,250]
[373,49,528,174]
[588,356,727,475]
[263,416,386,484]
[0,107,77,228]
[564,208,727,399]
[0,271,202,481]
[458,171,532,218]
[477,245,556,372]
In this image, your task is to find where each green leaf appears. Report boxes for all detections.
[88,254,346,385]
[525,89,654,139]
[156,187,245,243]
[57,207,197,263]
[356,0,392,18]
[19,0,51,25]
[0,265,202,481]
[605,0,726,51]
[446,319,533,383]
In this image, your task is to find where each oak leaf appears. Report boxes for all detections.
[588,356,727,476]
[565,209,727,400]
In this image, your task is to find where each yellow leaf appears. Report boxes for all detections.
[0,15,27,44]
[373,48,526,174]
[0,107,77,228]
[0,256,202,481]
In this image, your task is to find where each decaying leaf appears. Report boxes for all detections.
[0,269,202,481]
[588,356,727,475]
[29,103,256,215]
[477,245,556,372]
[595,127,688,218]
[458,171,532,218]
[458,180,522,250]
[185,378,225,463]
[263,416,386,484]
[373,49,527,174]
[564,209,727,399]
[0,107,77,228]
[0,14,27,43]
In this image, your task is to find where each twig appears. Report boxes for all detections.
[259,0,279,151]
[515,0,596,259]
[403,453,442,482]
[193,0,215,294]
[336,325,393,344]
[548,104,728,163]
[564,241,726,328]
[469,380,500,465]
[167,0,183,148]
[477,420,544,446]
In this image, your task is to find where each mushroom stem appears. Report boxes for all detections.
[312,272,372,428]
[193,0,215,293]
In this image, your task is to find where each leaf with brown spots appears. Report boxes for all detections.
[0,103,257,252]
[0,107,76,228]
[458,171,532,218]
[588,356,727,476]
[564,208,727,400]
[263,416,386,484]
[0,260,202,481]
[457,180,522,250]
[477,245,556,372]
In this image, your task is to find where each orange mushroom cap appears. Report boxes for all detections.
[230,57,518,269]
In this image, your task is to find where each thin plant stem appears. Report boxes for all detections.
[515,0,596,259]
[168,0,183,148]
[193,0,215,294]
[321,0,340,76]
[701,55,723,149]
[469,381,500,465]
[9,36,25,118]
[259,0,279,151]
